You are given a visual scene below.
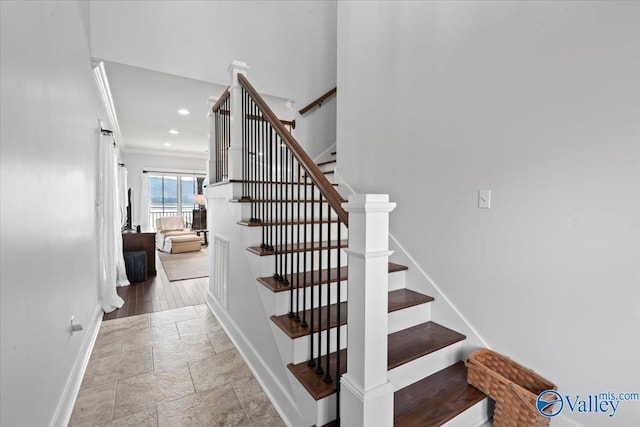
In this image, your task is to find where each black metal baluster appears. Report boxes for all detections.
[336,217,342,426]
[324,207,333,383]
[289,149,296,318]
[315,192,324,376]
[268,127,274,252]
[301,172,308,328]
[295,162,301,323]
[308,182,315,367]
[251,100,257,222]
[242,91,247,196]
[273,132,279,279]
[261,110,266,244]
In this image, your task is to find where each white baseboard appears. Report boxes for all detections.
[49,303,103,427]
[207,292,303,427]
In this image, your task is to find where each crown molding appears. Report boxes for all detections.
[120,146,209,160]
[92,60,124,146]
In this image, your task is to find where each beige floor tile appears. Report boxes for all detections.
[189,349,252,392]
[157,385,247,427]
[207,327,235,353]
[150,306,198,327]
[92,329,125,356]
[152,335,216,370]
[82,347,153,389]
[193,303,212,318]
[175,313,221,337]
[98,408,158,427]
[68,382,117,426]
[113,364,194,419]
[240,414,286,427]
[121,323,181,351]
[233,377,278,420]
[100,314,150,335]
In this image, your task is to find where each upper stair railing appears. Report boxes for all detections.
[238,73,347,422]
[298,86,337,115]
[211,88,230,183]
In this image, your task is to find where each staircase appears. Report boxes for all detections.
[208,64,490,427]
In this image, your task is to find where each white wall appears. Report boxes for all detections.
[120,150,207,227]
[1,1,103,426]
[337,2,640,426]
[90,0,337,159]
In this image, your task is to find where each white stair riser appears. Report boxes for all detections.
[257,248,348,273]
[388,341,464,391]
[238,201,343,221]
[318,163,336,173]
[286,370,337,427]
[442,399,491,427]
[258,281,348,316]
[388,303,431,334]
[233,181,336,198]
[254,223,347,245]
[388,270,406,291]
[272,323,348,364]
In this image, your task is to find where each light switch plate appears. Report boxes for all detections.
[478,190,491,209]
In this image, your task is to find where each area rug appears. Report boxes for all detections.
[159,248,209,282]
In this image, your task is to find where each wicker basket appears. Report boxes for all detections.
[465,349,556,427]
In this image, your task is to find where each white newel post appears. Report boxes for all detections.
[340,194,396,427]
[206,99,215,185]
[226,60,249,181]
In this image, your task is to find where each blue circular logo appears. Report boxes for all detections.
[537,390,563,417]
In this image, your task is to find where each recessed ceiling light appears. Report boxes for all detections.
[169,129,179,135]
[164,142,171,147]
[177,108,190,115]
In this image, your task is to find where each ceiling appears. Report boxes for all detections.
[103,61,227,156]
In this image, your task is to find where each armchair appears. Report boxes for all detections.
[155,216,201,253]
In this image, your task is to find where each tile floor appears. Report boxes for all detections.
[70,304,285,427]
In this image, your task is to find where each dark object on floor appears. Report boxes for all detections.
[124,250,147,282]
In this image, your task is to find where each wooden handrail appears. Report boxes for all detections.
[238,74,348,226]
[211,87,230,112]
[298,87,337,115]
[218,110,295,129]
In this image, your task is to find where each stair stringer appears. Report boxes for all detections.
[206,182,306,427]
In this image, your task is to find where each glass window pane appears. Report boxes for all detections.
[181,176,197,212]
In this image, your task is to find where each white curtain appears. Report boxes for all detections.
[138,172,150,230]
[98,134,129,313]
[118,164,128,229]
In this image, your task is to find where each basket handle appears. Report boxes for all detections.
[509,383,540,415]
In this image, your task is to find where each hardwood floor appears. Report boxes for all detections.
[103,251,208,320]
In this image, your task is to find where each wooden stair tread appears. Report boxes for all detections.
[230,198,332,203]
[287,318,462,402]
[317,159,337,166]
[258,262,408,292]
[388,289,434,312]
[288,349,347,401]
[247,240,347,256]
[394,362,486,427]
[271,288,431,339]
[388,322,466,370]
[227,179,338,187]
[330,151,336,156]
[271,302,347,339]
[237,218,339,227]
[304,170,334,177]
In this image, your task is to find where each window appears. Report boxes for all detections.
[148,173,205,229]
